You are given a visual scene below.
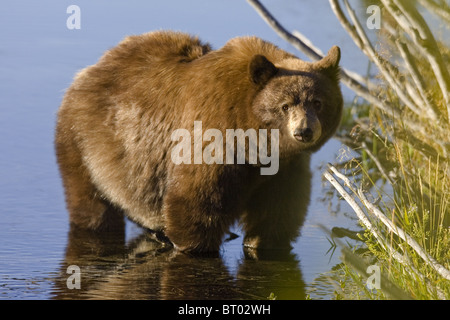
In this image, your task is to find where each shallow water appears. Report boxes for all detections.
[0,0,368,300]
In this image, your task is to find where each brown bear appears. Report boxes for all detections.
[55,31,343,253]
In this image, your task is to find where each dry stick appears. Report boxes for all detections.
[395,43,437,121]
[360,141,394,185]
[319,225,412,300]
[327,0,435,134]
[323,170,385,245]
[329,0,364,50]
[291,30,378,93]
[381,0,450,123]
[328,165,450,281]
[393,0,450,120]
[396,40,442,123]
[291,30,324,57]
[342,0,424,119]
[323,168,403,266]
[329,0,412,97]
[324,165,447,298]
[323,169,411,269]
[330,0,449,153]
[246,0,321,61]
[292,30,379,92]
[358,189,450,281]
[417,0,450,25]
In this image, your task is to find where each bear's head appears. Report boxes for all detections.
[249,46,343,156]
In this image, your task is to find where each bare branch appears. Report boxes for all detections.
[329,0,364,50]
[322,170,387,247]
[381,0,450,122]
[246,0,321,61]
[327,164,450,281]
[396,40,443,122]
[292,30,380,93]
[342,0,424,118]
[416,0,450,25]
[325,165,449,297]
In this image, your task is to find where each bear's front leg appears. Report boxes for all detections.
[163,165,239,253]
[242,157,312,250]
[163,192,233,253]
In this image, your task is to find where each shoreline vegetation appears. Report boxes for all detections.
[247,0,449,299]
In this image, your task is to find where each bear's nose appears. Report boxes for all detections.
[294,128,313,142]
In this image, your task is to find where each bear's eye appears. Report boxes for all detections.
[313,100,322,111]
[282,104,289,112]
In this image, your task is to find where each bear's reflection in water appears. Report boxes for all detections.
[53,221,306,300]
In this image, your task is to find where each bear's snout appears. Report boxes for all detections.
[294,127,313,142]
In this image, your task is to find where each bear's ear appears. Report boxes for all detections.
[248,55,278,86]
[314,46,341,81]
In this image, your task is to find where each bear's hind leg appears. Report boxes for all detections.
[55,130,123,232]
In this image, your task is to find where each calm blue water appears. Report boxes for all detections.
[0,0,368,300]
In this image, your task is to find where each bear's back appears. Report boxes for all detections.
[108,31,212,64]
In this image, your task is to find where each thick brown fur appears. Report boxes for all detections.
[55,31,343,253]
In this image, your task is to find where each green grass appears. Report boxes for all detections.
[319,0,450,299]
[327,91,450,299]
